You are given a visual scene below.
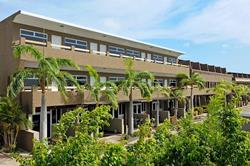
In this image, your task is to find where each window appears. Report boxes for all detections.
[24,76,39,87]
[64,38,87,49]
[20,29,47,42]
[133,103,142,114]
[169,79,177,87]
[126,49,141,58]
[167,57,177,64]
[152,54,164,62]
[109,76,125,82]
[118,104,125,115]
[108,46,125,55]
[67,75,87,86]
[205,82,210,88]
[152,102,157,111]
[154,79,164,86]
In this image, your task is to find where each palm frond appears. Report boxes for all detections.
[85,65,100,83]
[7,69,37,98]
[135,71,154,81]
[13,45,43,60]
[56,58,80,70]
[124,58,133,72]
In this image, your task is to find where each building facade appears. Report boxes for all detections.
[0,11,234,139]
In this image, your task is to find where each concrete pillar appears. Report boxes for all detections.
[198,96,201,107]
[124,102,129,134]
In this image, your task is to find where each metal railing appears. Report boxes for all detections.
[20,37,189,68]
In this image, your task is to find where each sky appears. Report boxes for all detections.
[0,0,250,73]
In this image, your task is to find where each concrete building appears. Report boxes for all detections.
[0,11,234,144]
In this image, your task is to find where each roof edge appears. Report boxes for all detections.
[16,10,184,55]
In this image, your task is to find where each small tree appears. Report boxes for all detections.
[119,58,154,135]
[0,97,31,151]
[208,81,250,165]
[8,45,80,141]
[85,65,118,109]
[54,106,112,140]
[177,72,204,115]
[170,88,186,119]
[153,83,171,126]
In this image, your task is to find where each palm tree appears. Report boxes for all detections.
[177,72,204,115]
[8,45,80,141]
[85,65,118,109]
[119,58,154,135]
[0,97,31,151]
[153,83,171,127]
[170,88,186,119]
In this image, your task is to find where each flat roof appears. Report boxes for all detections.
[10,10,184,57]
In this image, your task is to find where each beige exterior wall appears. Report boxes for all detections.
[194,69,232,82]
[0,15,21,96]
[0,13,233,114]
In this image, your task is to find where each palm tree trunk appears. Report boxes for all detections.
[175,100,178,117]
[190,86,194,116]
[95,102,99,137]
[40,79,47,141]
[183,99,187,118]
[128,88,134,135]
[156,99,160,127]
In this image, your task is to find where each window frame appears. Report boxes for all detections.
[108,46,125,55]
[64,37,87,49]
[152,54,164,62]
[109,76,125,82]
[126,49,141,58]
[20,29,48,41]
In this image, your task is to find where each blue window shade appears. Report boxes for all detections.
[152,54,164,62]
[126,49,141,58]
[24,78,39,87]
[167,57,177,64]
[64,38,87,49]
[109,46,125,54]
[20,29,47,42]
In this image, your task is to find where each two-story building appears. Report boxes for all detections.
[0,11,234,140]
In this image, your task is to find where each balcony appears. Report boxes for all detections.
[20,85,214,114]
[17,37,189,76]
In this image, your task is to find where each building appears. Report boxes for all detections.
[228,72,250,86]
[0,11,234,143]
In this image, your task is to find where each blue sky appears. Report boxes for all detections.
[1,0,250,73]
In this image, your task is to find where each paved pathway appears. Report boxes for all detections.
[0,153,19,166]
[241,104,250,118]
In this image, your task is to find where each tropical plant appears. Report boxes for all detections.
[85,65,118,109]
[170,88,186,118]
[8,45,80,141]
[208,81,250,165]
[100,143,127,166]
[118,58,154,135]
[153,83,171,126]
[177,72,204,115]
[0,97,31,151]
[54,106,112,140]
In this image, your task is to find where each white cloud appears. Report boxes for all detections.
[163,0,250,45]
[1,0,250,46]
[73,0,250,46]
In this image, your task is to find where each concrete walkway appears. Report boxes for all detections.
[241,104,250,118]
[0,153,19,166]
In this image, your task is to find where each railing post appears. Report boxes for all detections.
[90,49,93,54]
[47,41,52,48]
[20,37,26,45]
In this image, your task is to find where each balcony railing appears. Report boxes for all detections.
[18,37,189,68]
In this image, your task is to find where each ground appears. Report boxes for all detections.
[0,153,19,166]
